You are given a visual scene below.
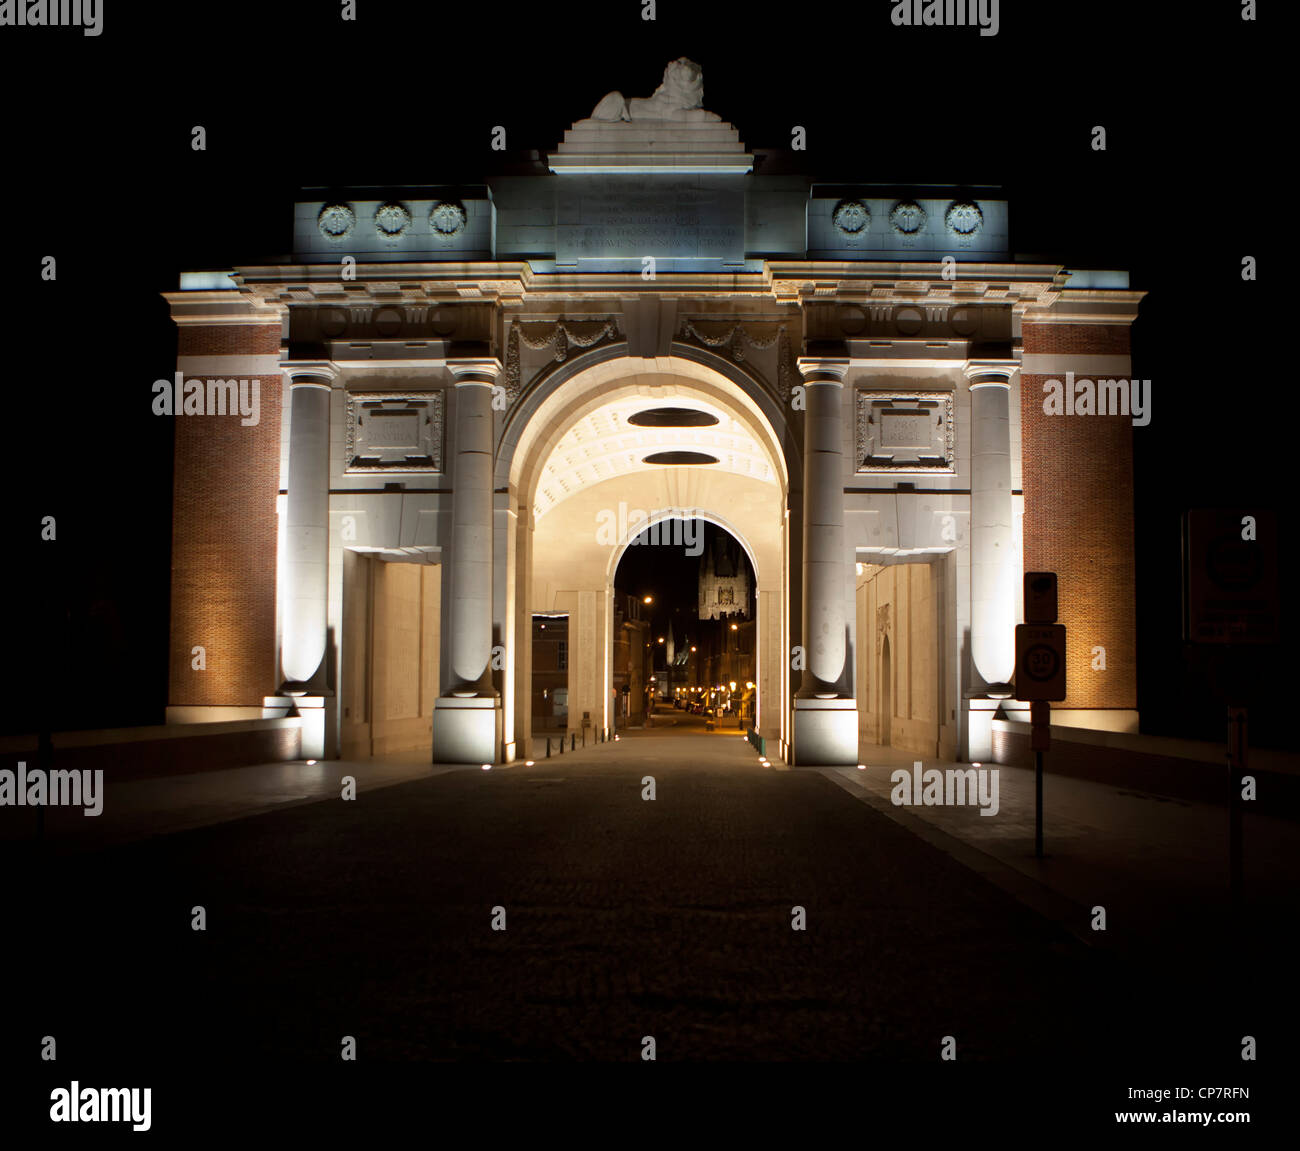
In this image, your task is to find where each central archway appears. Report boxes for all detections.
[495,350,796,761]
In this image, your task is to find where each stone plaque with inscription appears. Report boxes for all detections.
[856,391,955,472]
[880,412,932,450]
[557,176,744,262]
[345,392,443,473]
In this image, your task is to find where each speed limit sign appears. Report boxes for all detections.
[1015,624,1066,701]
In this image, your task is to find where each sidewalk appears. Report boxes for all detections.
[824,740,1300,956]
[0,751,448,854]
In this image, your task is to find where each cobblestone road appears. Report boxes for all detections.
[6,724,1266,1068]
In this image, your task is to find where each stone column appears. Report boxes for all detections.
[279,362,336,759]
[790,355,858,764]
[280,366,334,687]
[432,358,503,764]
[965,359,1018,759]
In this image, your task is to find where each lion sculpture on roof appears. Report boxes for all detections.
[589,57,722,123]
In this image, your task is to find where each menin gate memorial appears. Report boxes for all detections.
[163,58,1143,767]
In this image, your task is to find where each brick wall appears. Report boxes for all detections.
[169,324,282,707]
[1021,322,1137,708]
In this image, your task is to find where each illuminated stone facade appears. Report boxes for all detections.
[162,61,1143,765]
[699,537,752,622]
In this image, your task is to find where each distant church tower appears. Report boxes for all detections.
[698,536,751,621]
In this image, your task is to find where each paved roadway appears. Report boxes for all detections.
[2,713,1278,1071]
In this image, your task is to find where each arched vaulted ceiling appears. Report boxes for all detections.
[533,393,777,522]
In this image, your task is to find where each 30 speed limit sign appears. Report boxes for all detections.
[1015,624,1066,701]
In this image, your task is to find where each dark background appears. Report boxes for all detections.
[1,2,1283,746]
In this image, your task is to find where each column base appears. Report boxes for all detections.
[290,695,328,761]
[432,696,502,764]
[790,697,860,766]
[966,696,1004,762]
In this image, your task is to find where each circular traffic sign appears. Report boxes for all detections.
[1024,644,1060,681]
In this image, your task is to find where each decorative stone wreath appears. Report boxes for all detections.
[944,200,983,236]
[317,203,356,240]
[832,199,870,235]
[429,201,467,236]
[889,200,927,235]
[374,202,411,237]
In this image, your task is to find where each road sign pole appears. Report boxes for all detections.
[1035,748,1043,858]
[1228,705,1247,911]
[1018,576,1064,862]
[1030,699,1049,857]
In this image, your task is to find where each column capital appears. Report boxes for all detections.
[963,359,1017,387]
[281,360,339,389]
[449,358,503,386]
[795,357,850,384]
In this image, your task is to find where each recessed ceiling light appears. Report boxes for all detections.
[642,451,719,465]
[627,407,720,428]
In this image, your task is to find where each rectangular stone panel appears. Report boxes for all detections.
[557,175,744,262]
[856,390,955,472]
[345,391,443,472]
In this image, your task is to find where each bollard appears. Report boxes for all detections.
[571,732,576,751]
[546,736,552,758]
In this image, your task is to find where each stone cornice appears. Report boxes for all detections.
[163,289,286,325]
[225,260,1075,311]
[194,261,1141,327]
[1018,288,1147,325]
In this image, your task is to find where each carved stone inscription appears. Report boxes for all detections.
[879,412,931,450]
[366,409,421,450]
[557,176,744,261]
[857,390,955,472]
[345,391,443,473]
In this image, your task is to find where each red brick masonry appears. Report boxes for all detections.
[1021,322,1137,709]
[168,324,282,708]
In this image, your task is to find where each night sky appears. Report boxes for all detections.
[1,2,1285,746]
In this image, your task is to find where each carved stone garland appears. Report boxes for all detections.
[678,318,781,363]
[516,318,619,362]
[777,329,801,407]
[504,326,522,405]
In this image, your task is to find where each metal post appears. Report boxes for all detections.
[1034,749,1044,859]
[1228,705,1246,910]
[1030,699,1049,858]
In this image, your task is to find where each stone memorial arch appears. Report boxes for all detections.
[163,59,1143,767]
